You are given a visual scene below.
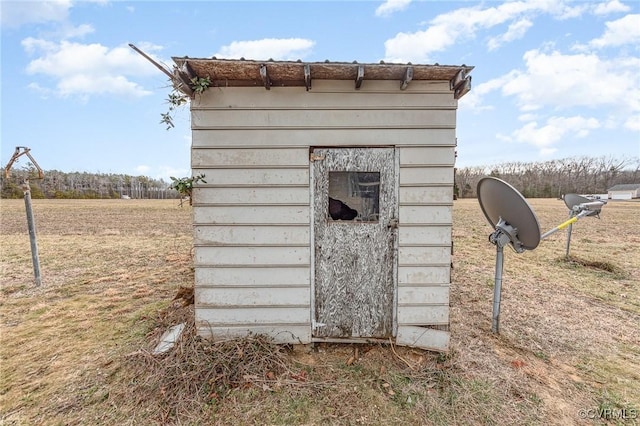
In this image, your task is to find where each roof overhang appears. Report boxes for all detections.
[170,57,474,99]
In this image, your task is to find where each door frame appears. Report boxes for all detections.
[309,146,399,342]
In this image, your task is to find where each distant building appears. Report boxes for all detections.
[607,184,640,200]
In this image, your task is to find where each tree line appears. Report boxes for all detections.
[2,155,637,200]
[455,156,639,199]
[1,167,180,200]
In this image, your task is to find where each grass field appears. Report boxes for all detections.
[1,198,638,425]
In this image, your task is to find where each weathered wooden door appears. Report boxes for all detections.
[312,148,397,339]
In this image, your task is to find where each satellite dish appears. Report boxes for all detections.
[477,178,608,334]
[477,177,542,334]
[477,177,541,252]
[564,194,601,217]
[561,194,607,257]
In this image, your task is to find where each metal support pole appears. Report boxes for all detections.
[565,212,574,258]
[23,180,42,286]
[492,244,504,334]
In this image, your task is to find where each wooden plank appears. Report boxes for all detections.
[399,147,455,166]
[195,225,309,246]
[397,305,449,325]
[193,205,309,225]
[196,286,310,307]
[192,128,456,148]
[192,147,309,167]
[399,205,452,224]
[399,167,454,185]
[397,266,450,285]
[196,306,310,325]
[297,79,453,94]
[191,168,308,186]
[195,266,309,286]
[399,246,451,265]
[396,325,449,352]
[398,286,449,305]
[399,225,451,245]
[197,325,311,344]
[399,186,453,204]
[195,246,310,266]
[193,187,309,205]
[192,109,457,129]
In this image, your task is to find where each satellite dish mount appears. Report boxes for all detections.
[477,177,607,334]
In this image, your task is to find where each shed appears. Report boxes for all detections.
[607,184,640,200]
[172,57,473,352]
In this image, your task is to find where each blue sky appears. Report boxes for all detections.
[1,0,639,182]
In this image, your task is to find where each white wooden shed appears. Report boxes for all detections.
[172,58,473,352]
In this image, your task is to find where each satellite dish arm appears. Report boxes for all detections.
[4,146,44,180]
[541,209,593,239]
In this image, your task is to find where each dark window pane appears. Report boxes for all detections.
[328,172,380,222]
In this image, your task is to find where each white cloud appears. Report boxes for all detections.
[214,38,315,61]
[22,39,165,98]
[487,18,532,51]
[518,113,538,122]
[510,116,601,154]
[498,49,640,115]
[593,0,630,16]
[375,0,412,18]
[624,114,640,132]
[383,1,590,62]
[458,76,505,111]
[0,0,72,28]
[587,14,640,49]
[58,23,95,39]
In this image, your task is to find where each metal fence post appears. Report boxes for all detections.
[23,179,42,286]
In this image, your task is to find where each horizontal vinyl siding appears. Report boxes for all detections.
[196,307,310,325]
[398,246,450,266]
[397,266,450,285]
[399,187,453,204]
[398,286,449,305]
[399,205,452,224]
[400,168,454,186]
[195,246,310,266]
[397,305,449,325]
[196,286,310,307]
[193,205,309,225]
[196,324,312,344]
[192,81,458,343]
[192,144,311,342]
[193,187,309,205]
[193,82,455,108]
[192,109,457,129]
[399,147,456,166]
[398,226,451,245]
[397,146,453,328]
[195,225,309,246]
[191,168,308,186]
[192,128,456,148]
[192,147,309,168]
[196,266,309,286]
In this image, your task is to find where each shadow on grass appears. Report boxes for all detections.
[557,255,628,279]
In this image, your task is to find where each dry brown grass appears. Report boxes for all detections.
[1,198,638,425]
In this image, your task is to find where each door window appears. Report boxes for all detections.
[328,172,380,222]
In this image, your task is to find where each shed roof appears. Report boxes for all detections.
[607,183,640,191]
[170,57,474,99]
